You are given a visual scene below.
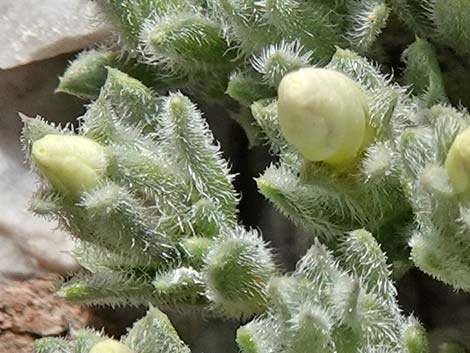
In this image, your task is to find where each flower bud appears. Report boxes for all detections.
[237,324,259,353]
[89,339,134,353]
[204,228,275,318]
[277,67,370,165]
[181,237,212,268]
[445,127,470,193]
[403,319,428,353]
[31,134,107,197]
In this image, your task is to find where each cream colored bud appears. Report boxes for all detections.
[89,339,134,353]
[277,67,370,165]
[32,134,107,197]
[445,127,470,193]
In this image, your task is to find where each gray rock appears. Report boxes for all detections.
[0,0,110,69]
[0,0,112,278]
[0,147,78,279]
[0,54,87,279]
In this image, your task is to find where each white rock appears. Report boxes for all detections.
[0,147,78,279]
[0,0,110,69]
[0,54,85,279]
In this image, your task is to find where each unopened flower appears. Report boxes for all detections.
[32,134,107,197]
[277,67,370,166]
[445,127,470,193]
[403,319,428,353]
[89,339,134,353]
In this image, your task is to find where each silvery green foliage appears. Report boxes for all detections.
[24,68,276,317]
[33,307,190,353]
[237,230,428,353]
[58,0,470,106]
[203,227,276,318]
[56,0,395,142]
[22,0,470,351]
[401,37,447,108]
[423,0,470,54]
[56,3,470,257]
[33,330,119,353]
[399,105,470,290]
[346,0,390,53]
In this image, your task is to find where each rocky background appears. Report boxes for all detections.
[0,1,469,352]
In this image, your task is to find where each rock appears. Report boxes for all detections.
[0,146,80,278]
[0,275,93,353]
[0,0,110,69]
[0,54,87,279]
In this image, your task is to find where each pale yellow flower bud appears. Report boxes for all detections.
[89,339,134,353]
[277,67,370,165]
[445,127,470,193]
[31,134,107,197]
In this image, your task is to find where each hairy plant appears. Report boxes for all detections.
[237,230,428,353]
[33,306,190,353]
[22,0,470,352]
[24,69,276,317]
